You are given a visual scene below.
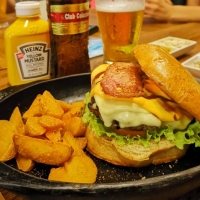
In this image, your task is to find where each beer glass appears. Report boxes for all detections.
[95,0,145,63]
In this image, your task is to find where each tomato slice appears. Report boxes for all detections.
[112,128,146,138]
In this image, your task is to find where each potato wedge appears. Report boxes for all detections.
[23,94,42,119]
[45,129,62,143]
[64,116,86,137]
[63,134,87,150]
[57,100,71,112]
[40,91,64,119]
[70,101,85,117]
[13,134,73,165]
[61,131,97,183]
[63,154,97,183]
[48,167,68,182]
[0,120,17,162]
[74,137,87,150]
[25,117,46,136]
[16,153,35,172]
[62,131,82,155]
[62,112,72,131]
[10,107,25,135]
[39,115,64,130]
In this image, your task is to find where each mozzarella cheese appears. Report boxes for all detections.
[94,95,192,130]
[94,95,161,128]
[91,82,190,121]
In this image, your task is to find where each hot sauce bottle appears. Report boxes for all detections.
[49,0,90,77]
[4,1,51,86]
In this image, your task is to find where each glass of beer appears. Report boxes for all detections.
[96,0,145,63]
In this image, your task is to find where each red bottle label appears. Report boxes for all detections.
[50,2,89,35]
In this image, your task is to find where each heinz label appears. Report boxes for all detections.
[15,42,50,80]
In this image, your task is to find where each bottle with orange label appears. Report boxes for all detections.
[4,1,51,86]
[49,0,90,77]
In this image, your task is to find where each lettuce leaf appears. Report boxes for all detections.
[82,92,200,150]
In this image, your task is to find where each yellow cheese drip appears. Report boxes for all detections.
[91,82,192,122]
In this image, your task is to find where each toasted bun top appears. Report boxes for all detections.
[133,44,200,121]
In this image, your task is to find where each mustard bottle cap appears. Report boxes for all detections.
[15,1,40,16]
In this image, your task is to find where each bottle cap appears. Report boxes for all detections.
[15,1,41,16]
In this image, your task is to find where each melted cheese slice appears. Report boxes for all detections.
[94,95,161,128]
[144,79,171,100]
[91,82,193,124]
[94,95,192,130]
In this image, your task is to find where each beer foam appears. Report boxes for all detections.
[96,0,145,12]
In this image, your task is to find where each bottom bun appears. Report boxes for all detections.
[85,128,189,167]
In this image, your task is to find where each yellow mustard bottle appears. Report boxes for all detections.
[4,1,51,86]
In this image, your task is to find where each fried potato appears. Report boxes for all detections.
[70,101,85,117]
[64,116,86,137]
[74,137,87,149]
[45,129,62,143]
[13,134,73,165]
[0,120,17,162]
[39,115,64,130]
[62,131,82,156]
[1,90,91,184]
[62,112,72,130]
[25,117,46,136]
[63,154,97,183]
[48,132,97,183]
[48,167,69,182]
[48,154,97,184]
[16,153,35,172]
[23,94,42,119]
[57,100,71,112]
[61,131,97,183]
[63,133,87,150]
[9,107,25,135]
[40,91,64,119]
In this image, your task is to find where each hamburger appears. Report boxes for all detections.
[82,44,200,167]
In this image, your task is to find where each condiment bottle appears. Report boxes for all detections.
[49,0,90,77]
[4,1,51,86]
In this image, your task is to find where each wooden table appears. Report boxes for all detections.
[1,9,200,200]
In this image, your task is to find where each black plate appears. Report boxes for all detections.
[1,73,200,200]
